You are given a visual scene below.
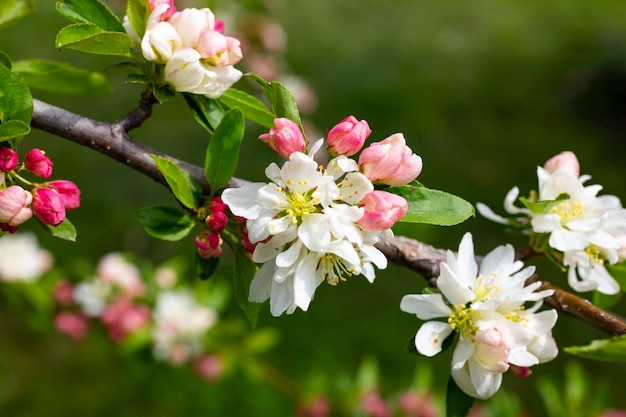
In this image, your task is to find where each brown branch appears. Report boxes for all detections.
[30,97,626,337]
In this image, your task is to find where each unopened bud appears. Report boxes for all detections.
[32,187,66,226]
[0,148,18,172]
[24,148,54,179]
[326,116,370,156]
[259,118,306,158]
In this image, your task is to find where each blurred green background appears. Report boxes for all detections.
[1,0,626,415]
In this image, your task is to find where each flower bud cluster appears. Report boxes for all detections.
[223,116,422,316]
[194,196,228,259]
[125,0,243,98]
[0,147,81,232]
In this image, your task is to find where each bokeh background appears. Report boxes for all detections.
[1,0,626,415]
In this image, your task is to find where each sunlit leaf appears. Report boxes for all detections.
[183,93,225,133]
[0,119,30,142]
[125,0,149,39]
[219,88,274,129]
[135,205,195,241]
[0,64,32,124]
[204,108,245,195]
[519,193,569,215]
[42,217,77,242]
[388,182,475,226]
[56,23,133,56]
[151,154,202,210]
[13,59,110,94]
[56,0,125,32]
[0,0,35,30]
[564,335,626,362]
[270,81,303,130]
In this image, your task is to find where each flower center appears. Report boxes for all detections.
[281,187,320,224]
[585,244,604,266]
[551,200,584,224]
[319,253,358,285]
[473,273,500,301]
[448,304,482,340]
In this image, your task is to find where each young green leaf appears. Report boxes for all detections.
[42,217,78,242]
[564,335,626,362]
[0,119,30,142]
[246,72,272,99]
[182,93,225,133]
[135,205,195,241]
[0,52,11,69]
[387,183,475,226]
[233,249,262,328]
[12,59,110,94]
[204,108,245,194]
[270,81,303,129]
[519,193,569,215]
[0,64,32,125]
[152,82,176,103]
[151,154,203,210]
[219,88,275,129]
[0,0,35,30]
[56,0,125,32]
[196,254,220,281]
[446,377,475,417]
[125,0,149,39]
[56,23,133,56]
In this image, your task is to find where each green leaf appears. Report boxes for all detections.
[0,0,35,30]
[0,119,30,141]
[56,23,132,56]
[152,83,176,103]
[196,254,219,281]
[183,93,225,134]
[43,217,77,242]
[12,59,110,94]
[204,108,245,194]
[0,64,32,124]
[270,81,303,130]
[151,154,202,210]
[519,193,569,215]
[0,52,11,69]
[135,205,195,241]
[125,0,149,39]
[246,72,272,99]
[233,249,262,328]
[446,377,475,417]
[388,182,475,226]
[592,290,621,311]
[219,88,275,129]
[56,0,125,32]
[564,334,626,362]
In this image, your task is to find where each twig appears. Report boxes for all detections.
[30,97,626,337]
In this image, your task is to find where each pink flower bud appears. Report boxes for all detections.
[209,196,227,212]
[544,151,580,177]
[102,297,151,342]
[509,364,532,379]
[55,311,89,341]
[32,187,66,226]
[361,391,392,417]
[214,20,225,34]
[0,148,18,172]
[358,133,422,186]
[195,232,223,259]
[0,223,18,233]
[197,31,243,66]
[206,211,228,233]
[47,180,81,210]
[149,0,176,14]
[193,354,224,381]
[24,148,54,179]
[359,191,408,231]
[326,116,371,156]
[259,118,306,158]
[474,327,514,373]
[53,279,75,307]
[0,185,33,226]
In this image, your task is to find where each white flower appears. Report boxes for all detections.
[0,233,53,282]
[73,279,112,317]
[400,232,557,399]
[222,151,387,316]
[152,290,218,364]
[96,253,146,297]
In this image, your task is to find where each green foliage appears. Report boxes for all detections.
[250,75,304,132]
[445,377,475,417]
[233,249,262,328]
[564,334,626,362]
[56,0,125,32]
[196,254,219,281]
[388,182,475,226]
[218,88,275,129]
[182,93,225,134]
[42,218,77,242]
[0,63,32,142]
[135,205,195,241]
[204,108,245,195]
[519,193,570,214]
[55,23,133,56]
[0,0,35,29]
[607,261,626,293]
[12,59,110,94]
[151,155,203,210]
[125,0,149,39]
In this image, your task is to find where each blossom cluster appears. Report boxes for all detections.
[222,116,422,316]
[401,233,558,399]
[54,252,220,371]
[477,151,626,295]
[194,196,228,259]
[0,147,80,232]
[125,0,243,98]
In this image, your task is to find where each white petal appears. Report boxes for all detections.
[299,213,331,251]
[414,321,453,357]
[437,263,475,306]
[508,347,539,367]
[338,172,373,204]
[361,244,387,269]
[467,358,502,399]
[476,202,509,225]
[549,229,589,252]
[400,293,452,319]
[276,239,304,268]
[248,262,275,303]
[294,253,321,311]
[221,183,265,219]
[269,277,294,316]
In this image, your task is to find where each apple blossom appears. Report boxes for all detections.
[24,148,53,179]
[358,190,408,231]
[400,233,557,399]
[0,185,33,226]
[258,118,307,158]
[197,31,243,66]
[97,253,146,297]
[168,8,216,48]
[0,147,18,172]
[55,311,89,341]
[326,115,371,156]
[358,133,422,186]
[141,21,182,62]
[32,187,66,226]
[0,232,53,282]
